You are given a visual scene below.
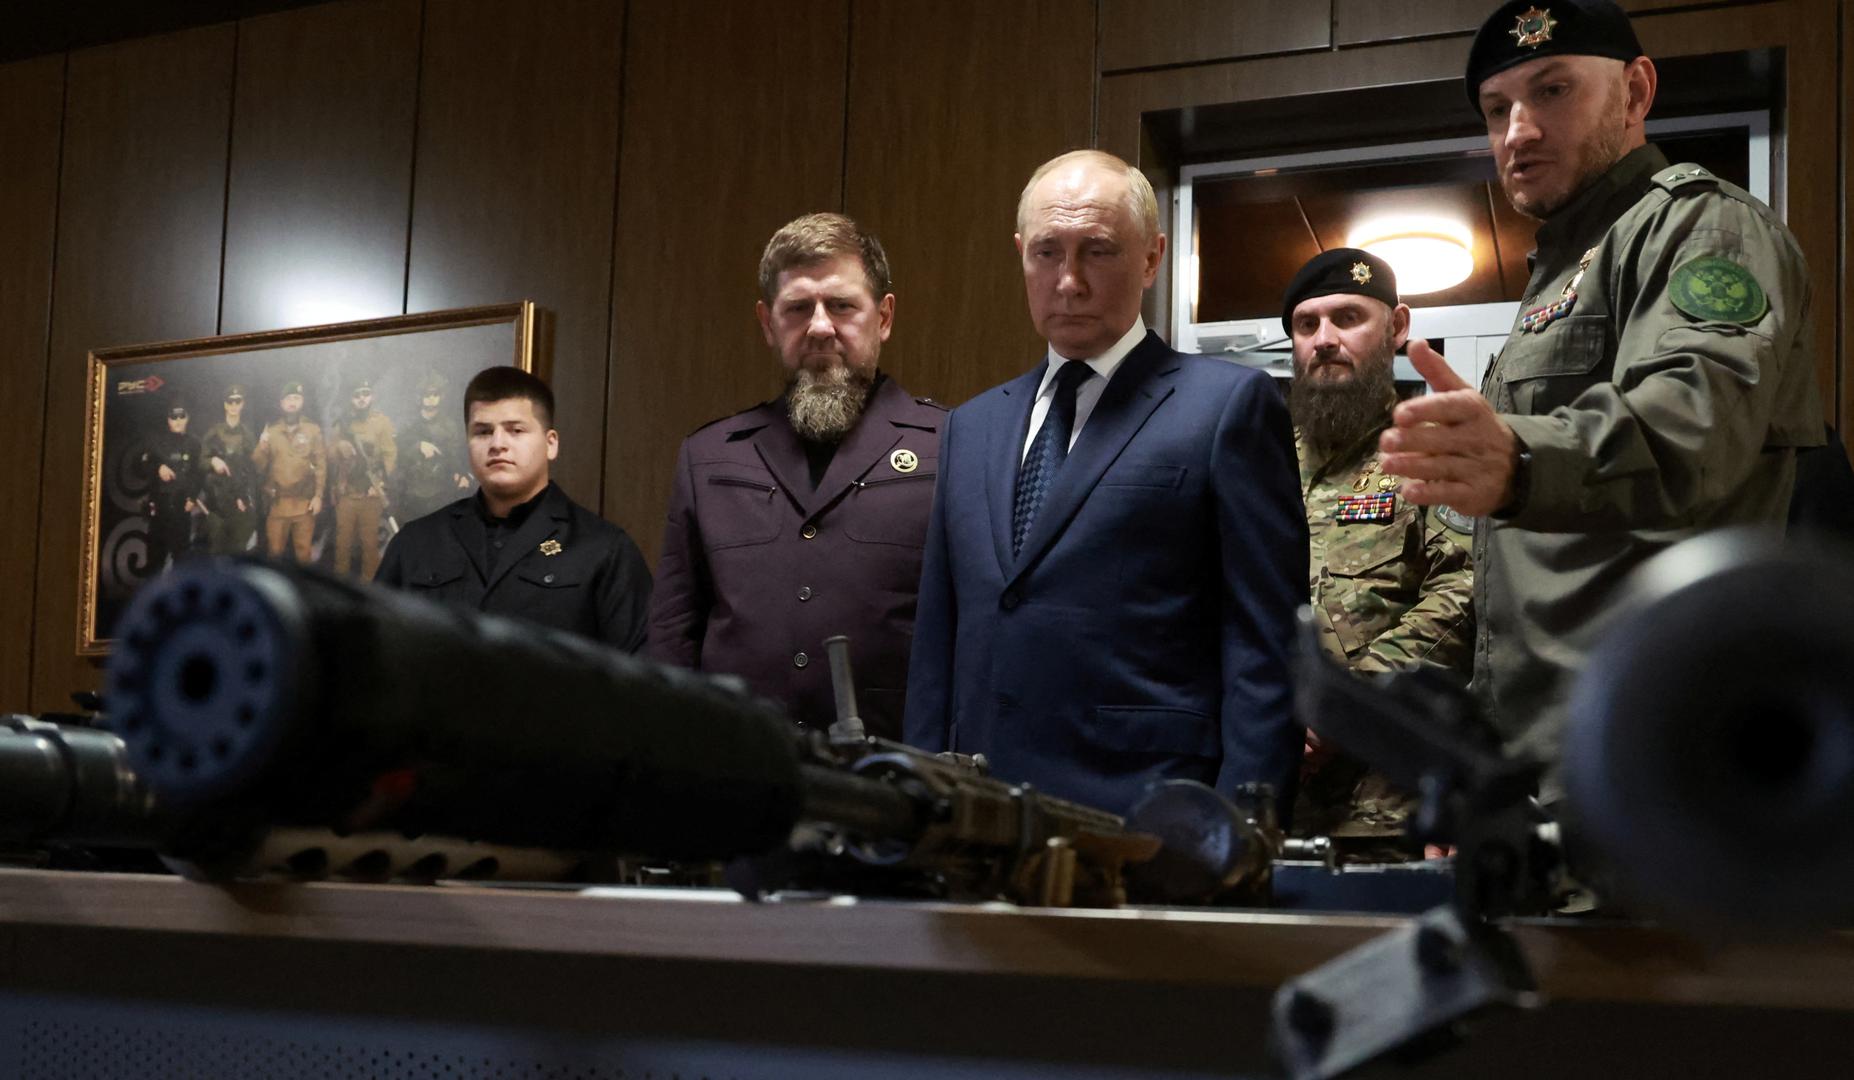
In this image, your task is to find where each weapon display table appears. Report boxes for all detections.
[0,868,1847,1079]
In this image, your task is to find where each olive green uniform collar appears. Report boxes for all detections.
[1533,143,1669,260]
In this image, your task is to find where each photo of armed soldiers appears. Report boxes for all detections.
[134,402,204,575]
[328,376,398,578]
[394,373,474,524]
[252,380,327,564]
[198,383,259,555]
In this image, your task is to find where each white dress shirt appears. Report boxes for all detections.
[1020,316,1147,463]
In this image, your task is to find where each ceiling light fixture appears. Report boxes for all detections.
[1347,217,1476,295]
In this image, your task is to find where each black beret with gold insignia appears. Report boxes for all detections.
[1465,1,1644,111]
[1281,248,1399,335]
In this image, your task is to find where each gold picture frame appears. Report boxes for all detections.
[79,301,540,655]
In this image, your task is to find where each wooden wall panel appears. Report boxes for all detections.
[1841,0,1851,440]
[1335,0,1719,45]
[1637,2,1841,416]
[0,56,65,710]
[845,0,1098,408]
[604,2,849,561]
[406,0,624,511]
[220,0,421,334]
[31,28,236,710]
[1101,0,1330,72]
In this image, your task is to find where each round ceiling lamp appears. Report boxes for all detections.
[1347,217,1475,296]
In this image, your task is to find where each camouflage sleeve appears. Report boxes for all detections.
[1353,507,1474,678]
[1505,183,1823,532]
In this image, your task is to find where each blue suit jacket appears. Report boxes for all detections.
[904,331,1308,816]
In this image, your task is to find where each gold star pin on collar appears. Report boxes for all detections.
[1510,6,1557,48]
[1350,262,1373,285]
[539,539,562,556]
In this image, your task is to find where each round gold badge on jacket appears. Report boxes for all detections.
[890,448,919,473]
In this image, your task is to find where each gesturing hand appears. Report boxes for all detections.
[1378,341,1518,517]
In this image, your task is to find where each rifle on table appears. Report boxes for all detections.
[1272,530,1854,1080]
[95,559,1281,906]
[0,712,608,884]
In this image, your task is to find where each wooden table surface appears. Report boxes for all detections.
[1,867,1848,1012]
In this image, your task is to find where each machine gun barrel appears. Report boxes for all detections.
[0,714,609,884]
[106,559,807,861]
[0,715,161,848]
[102,560,1276,905]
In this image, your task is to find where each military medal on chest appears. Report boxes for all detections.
[1351,458,1381,493]
[1336,492,1397,524]
[1518,245,1598,334]
[1339,459,1398,522]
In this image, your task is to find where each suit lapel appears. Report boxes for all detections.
[448,502,488,583]
[483,484,570,596]
[1008,334,1179,583]
[811,376,910,509]
[987,363,1048,576]
[751,408,815,519]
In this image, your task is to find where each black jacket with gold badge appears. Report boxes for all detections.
[375,481,651,652]
[646,373,944,739]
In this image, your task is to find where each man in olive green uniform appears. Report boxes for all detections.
[252,380,326,563]
[396,374,472,524]
[1283,249,1475,851]
[138,403,204,575]
[1380,0,1824,779]
[330,377,398,578]
[199,383,258,555]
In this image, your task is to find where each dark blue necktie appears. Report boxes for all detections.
[1012,360,1092,557]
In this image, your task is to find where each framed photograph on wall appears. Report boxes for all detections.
[78,301,540,655]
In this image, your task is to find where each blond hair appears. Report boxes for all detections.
[1015,149,1160,241]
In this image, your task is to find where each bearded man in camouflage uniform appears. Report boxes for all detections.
[1283,248,1474,856]
[1381,0,1824,789]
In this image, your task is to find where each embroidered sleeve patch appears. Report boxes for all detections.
[1434,505,1476,536]
[1668,256,1768,325]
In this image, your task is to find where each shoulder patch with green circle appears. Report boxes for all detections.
[1668,256,1768,325]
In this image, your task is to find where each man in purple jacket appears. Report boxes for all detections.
[646,213,945,739]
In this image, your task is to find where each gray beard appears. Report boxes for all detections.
[1290,355,1397,455]
[786,364,874,444]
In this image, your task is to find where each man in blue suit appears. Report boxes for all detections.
[904,149,1308,816]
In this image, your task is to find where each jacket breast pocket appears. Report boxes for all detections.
[1319,511,1421,655]
[1324,511,1419,577]
[698,472,783,550]
[1501,314,1609,414]
[409,562,468,591]
[844,468,936,547]
[511,565,588,625]
[1099,463,1185,490]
